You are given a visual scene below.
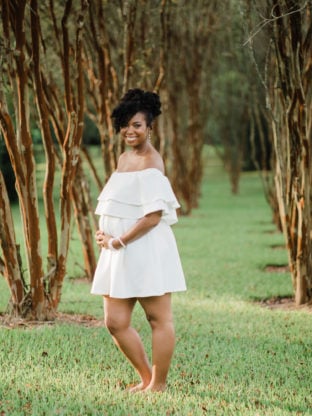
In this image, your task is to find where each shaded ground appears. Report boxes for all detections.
[260,263,312,312]
[1,299,311,330]
[1,267,312,329]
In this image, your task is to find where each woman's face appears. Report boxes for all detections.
[120,112,149,148]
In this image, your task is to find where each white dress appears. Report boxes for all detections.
[91,168,186,298]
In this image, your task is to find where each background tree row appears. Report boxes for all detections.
[0,0,311,322]
[0,0,222,319]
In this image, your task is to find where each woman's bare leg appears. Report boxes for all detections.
[104,296,152,391]
[139,293,175,392]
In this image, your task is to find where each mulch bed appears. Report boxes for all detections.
[258,296,312,313]
[0,312,103,329]
[264,264,289,273]
[260,263,312,312]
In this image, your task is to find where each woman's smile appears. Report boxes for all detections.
[121,112,149,148]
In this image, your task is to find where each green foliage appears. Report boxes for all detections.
[82,116,100,146]
[0,150,311,415]
[207,0,271,174]
[0,139,17,202]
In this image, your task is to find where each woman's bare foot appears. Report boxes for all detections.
[143,382,166,393]
[126,382,149,393]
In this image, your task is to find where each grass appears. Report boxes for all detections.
[1,149,312,415]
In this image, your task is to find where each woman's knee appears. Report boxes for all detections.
[103,297,135,335]
[139,295,174,329]
[105,315,130,335]
[145,312,174,330]
[104,315,115,334]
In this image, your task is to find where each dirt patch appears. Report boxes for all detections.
[0,312,103,329]
[263,229,281,234]
[258,296,312,313]
[56,312,103,327]
[264,264,289,273]
[270,244,286,250]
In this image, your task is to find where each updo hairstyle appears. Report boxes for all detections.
[111,89,162,133]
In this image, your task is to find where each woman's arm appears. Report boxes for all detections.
[95,210,162,250]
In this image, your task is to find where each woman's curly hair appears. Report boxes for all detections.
[111,89,162,132]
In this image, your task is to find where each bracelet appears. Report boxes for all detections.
[117,237,126,248]
[108,238,117,251]
[108,237,126,250]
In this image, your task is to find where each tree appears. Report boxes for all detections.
[208,0,250,194]
[0,0,88,319]
[246,0,312,305]
[83,0,167,180]
[162,0,219,212]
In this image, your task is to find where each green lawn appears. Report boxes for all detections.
[1,152,311,415]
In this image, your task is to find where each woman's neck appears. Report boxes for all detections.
[131,140,150,155]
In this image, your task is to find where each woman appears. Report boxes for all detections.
[91,89,186,393]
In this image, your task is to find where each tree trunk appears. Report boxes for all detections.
[0,171,25,316]
[266,0,312,304]
[164,0,218,211]
[72,163,97,280]
[0,0,90,319]
[30,0,58,279]
[48,0,88,308]
[0,0,47,319]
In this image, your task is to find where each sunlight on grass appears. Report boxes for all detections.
[1,147,311,415]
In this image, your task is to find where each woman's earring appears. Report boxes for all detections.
[147,130,151,142]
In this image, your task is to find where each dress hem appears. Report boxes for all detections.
[91,288,187,298]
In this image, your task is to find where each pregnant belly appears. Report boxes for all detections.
[99,215,137,236]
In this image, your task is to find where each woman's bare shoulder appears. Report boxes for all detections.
[116,152,130,169]
[146,150,165,173]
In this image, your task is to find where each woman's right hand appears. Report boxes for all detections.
[95,230,105,247]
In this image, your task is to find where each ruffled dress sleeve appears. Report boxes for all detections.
[94,168,180,225]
